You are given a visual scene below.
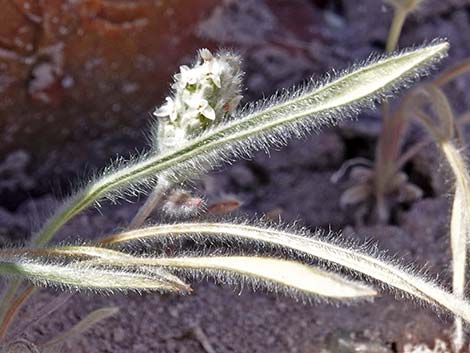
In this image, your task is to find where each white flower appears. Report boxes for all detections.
[199,48,213,61]
[176,65,204,86]
[185,94,216,121]
[200,50,225,88]
[153,97,178,122]
[153,49,243,152]
[205,61,224,88]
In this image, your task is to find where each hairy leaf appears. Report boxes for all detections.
[151,256,377,299]
[34,41,449,246]
[100,221,470,322]
[0,253,189,293]
[15,246,375,300]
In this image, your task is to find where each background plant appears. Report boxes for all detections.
[333,1,470,350]
[334,0,427,224]
[402,65,470,352]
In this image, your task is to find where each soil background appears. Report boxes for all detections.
[1,0,470,352]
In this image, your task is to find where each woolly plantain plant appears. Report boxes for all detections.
[0,40,465,349]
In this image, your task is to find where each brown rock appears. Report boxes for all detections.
[0,0,217,194]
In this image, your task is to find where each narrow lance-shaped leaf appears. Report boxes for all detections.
[34,42,449,246]
[0,249,189,293]
[41,246,376,300]
[99,221,470,323]
[150,256,377,299]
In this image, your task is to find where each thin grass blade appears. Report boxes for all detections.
[41,307,119,348]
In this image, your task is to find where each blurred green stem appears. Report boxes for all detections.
[373,4,410,222]
[386,7,407,53]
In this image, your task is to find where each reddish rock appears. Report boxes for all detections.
[0,0,217,195]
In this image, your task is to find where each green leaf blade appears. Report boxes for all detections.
[152,256,377,299]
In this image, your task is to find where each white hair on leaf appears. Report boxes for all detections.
[33,41,449,247]
[98,219,470,323]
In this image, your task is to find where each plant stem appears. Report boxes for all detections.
[414,85,469,351]
[0,279,21,329]
[441,141,470,352]
[128,182,169,229]
[41,307,119,348]
[434,59,470,87]
[373,5,410,222]
[386,8,407,53]
[0,285,35,340]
